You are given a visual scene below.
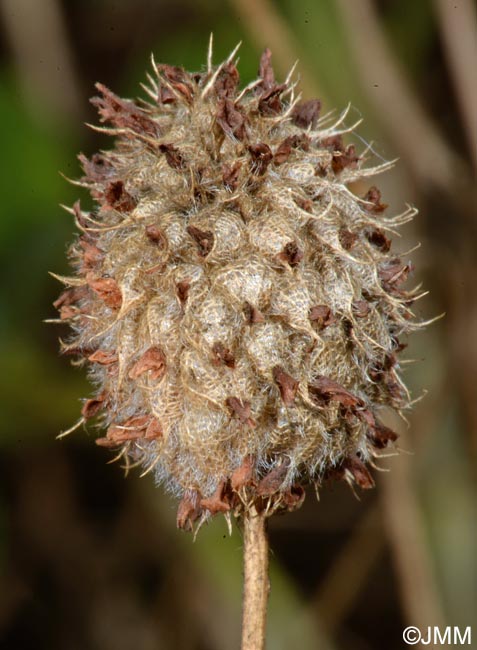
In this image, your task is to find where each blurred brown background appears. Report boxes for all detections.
[0,1,475,649]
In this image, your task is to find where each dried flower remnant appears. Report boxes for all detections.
[54,43,426,533]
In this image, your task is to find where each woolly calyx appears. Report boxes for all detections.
[54,45,423,532]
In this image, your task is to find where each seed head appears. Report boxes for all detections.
[54,44,424,531]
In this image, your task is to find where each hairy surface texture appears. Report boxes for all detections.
[54,45,424,530]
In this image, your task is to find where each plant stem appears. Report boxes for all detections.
[241,506,270,650]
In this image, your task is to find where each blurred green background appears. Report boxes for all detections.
[0,1,475,649]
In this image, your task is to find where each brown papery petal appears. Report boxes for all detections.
[129,347,166,381]
[273,366,298,406]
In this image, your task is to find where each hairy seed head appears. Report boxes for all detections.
[54,44,424,531]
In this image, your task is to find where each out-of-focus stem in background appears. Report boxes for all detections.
[433,0,477,172]
[0,0,81,121]
[334,0,465,193]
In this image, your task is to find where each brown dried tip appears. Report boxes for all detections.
[214,61,240,98]
[212,342,235,368]
[244,302,265,323]
[200,480,233,514]
[279,241,304,267]
[91,83,159,137]
[273,366,299,406]
[159,143,186,170]
[379,258,413,292]
[248,143,273,176]
[177,490,202,531]
[274,134,310,165]
[81,392,107,419]
[187,225,214,257]
[309,305,335,328]
[231,455,256,491]
[86,274,122,310]
[258,48,276,91]
[344,455,375,489]
[339,228,358,250]
[308,376,362,408]
[367,421,398,449]
[104,180,136,212]
[129,346,166,381]
[226,397,256,428]
[78,153,114,184]
[222,161,241,190]
[158,64,194,103]
[367,228,391,252]
[79,238,103,271]
[257,48,285,115]
[364,186,388,212]
[88,350,117,365]
[256,461,289,496]
[145,225,167,246]
[332,144,359,174]
[216,98,247,140]
[352,300,371,318]
[176,279,190,305]
[292,99,321,129]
